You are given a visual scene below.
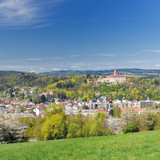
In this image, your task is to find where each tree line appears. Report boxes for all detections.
[1,73,160,102]
[19,103,160,141]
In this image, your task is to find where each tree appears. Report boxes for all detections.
[60,112,68,138]
[67,111,84,138]
[0,113,26,144]
[130,88,140,100]
[120,109,137,128]
[113,107,122,118]
[67,123,79,138]
[123,123,139,134]
[40,95,46,103]
[137,110,157,131]
[45,103,64,117]
[89,112,110,136]
[41,114,67,140]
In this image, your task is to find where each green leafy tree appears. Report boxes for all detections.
[89,112,110,136]
[67,111,84,138]
[41,114,68,140]
[45,103,64,117]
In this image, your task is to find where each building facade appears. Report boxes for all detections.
[97,68,127,84]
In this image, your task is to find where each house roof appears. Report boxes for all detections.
[107,75,127,78]
[38,107,44,111]
[42,92,49,94]
[120,108,146,112]
[98,109,107,112]
[92,99,97,102]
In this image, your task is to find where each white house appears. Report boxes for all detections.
[33,107,44,116]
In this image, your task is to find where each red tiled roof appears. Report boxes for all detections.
[120,108,146,112]
[98,109,107,112]
[42,92,49,94]
[38,107,44,110]
[42,112,45,115]
[108,75,127,78]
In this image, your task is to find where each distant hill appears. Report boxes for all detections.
[1,69,160,77]
[40,68,160,76]
[0,71,24,76]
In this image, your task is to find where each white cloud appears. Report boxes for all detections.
[0,65,28,69]
[52,68,60,71]
[25,57,64,61]
[0,0,63,27]
[144,50,160,53]
[155,64,160,67]
[96,53,116,57]
[71,66,80,69]
[131,60,152,64]
[71,63,86,66]
[46,57,64,60]
[69,55,80,57]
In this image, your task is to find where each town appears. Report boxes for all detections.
[0,69,159,117]
[0,94,159,117]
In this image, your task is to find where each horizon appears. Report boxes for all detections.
[1,67,160,74]
[1,0,160,72]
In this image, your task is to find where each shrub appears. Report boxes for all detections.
[137,110,157,131]
[123,123,139,134]
[0,113,26,144]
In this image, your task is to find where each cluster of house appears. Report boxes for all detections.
[21,87,36,95]
[39,92,54,100]
[0,98,48,117]
[56,100,98,116]
[88,96,160,113]
[97,68,127,84]
[56,96,160,115]
[1,93,160,118]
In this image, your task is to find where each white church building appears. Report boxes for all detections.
[97,68,127,84]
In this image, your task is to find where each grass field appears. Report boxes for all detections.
[1,130,160,160]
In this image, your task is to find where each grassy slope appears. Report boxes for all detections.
[1,130,160,160]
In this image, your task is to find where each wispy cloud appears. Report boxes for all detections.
[0,0,63,27]
[131,60,152,64]
[144,50,160,53]
[69,55,80,58]
[52,68,60,71]
[0,65,28,69]
[24,57,64,61]
[96,53,116,57]
[71,66,81,69]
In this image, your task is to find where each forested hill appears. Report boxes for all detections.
[1,69,160,76]
[41,69,160,76]
[0,71,24,76]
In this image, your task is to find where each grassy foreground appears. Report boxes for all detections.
[1,130,160,160]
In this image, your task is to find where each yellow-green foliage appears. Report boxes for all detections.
[136,109,157,131]
[41,114,63,140]
[45,103,64,117]
[47,82,58,89]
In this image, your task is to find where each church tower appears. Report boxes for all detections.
[114,68,117,75]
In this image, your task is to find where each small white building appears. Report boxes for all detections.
[33,107,44,116]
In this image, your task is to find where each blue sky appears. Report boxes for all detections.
[0,0,160,72]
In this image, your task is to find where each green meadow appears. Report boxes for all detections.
[1,130,160,160]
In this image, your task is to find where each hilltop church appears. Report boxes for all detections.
[97,68,127,84]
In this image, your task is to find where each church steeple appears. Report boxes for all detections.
[114,68,117,75]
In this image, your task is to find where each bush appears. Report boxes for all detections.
[123,123,139,134]
[137,110,157,131]
[0,113,26,144]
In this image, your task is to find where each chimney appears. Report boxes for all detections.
[114,68,116,75]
